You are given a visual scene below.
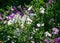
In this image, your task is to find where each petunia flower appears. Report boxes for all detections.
[44,38,51,43]
[0,17,2,20]
[17,5,21,8]
[40,7,45,14]
[45,31,52,37]
[52,27,59,35]
[11,6,17,11]
[6,13,15,20]
[54,37,60,43]
[49,0,54,3]
[0,12,3,20]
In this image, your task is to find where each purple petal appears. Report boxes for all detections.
[54,37,60,43]
[17,5,21,8]
[16,11,21,15]
[0,17,2,20]
[44,38,51,43]
[0,12,2,16]
[52,27,59,32]
[7,13,15,19]
[23,8,26,11]
[11,6,17,11]
[46,3,49,7]
[13,10,18,13]
[49,0,54,3]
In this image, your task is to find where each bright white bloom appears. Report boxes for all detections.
[37,23,40,27]
[11,41,14,43]
[27,16,32,22]
[21,15,27,24]
[8,20,13,25]
[36,28,39,31]
[40,7,45,14]
[45,31,52,37]
[26,16,32,24]
[28,6,32,11]
[21,15,27,28]
[4,20,7,24]
[30,36,33,39]
[29,13,36,16]
[26,21,31,24]
[41,23,44,26]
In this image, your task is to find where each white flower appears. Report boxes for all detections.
[28,6,32,11]
[26,21,31,24]
[40,7,45,14]
[7,20,12,25]
[45,31,52,37]
[11,41,14,43]
[36,28,39,31]
[21,15,27,24]
[21,15,27,28]
[37,23,40,27]
[14,28,21,36]
[21,24,24,28]
[41,23,44,26]
[4,20,7,24]
[27,16,32,22]
[30,13,36,16]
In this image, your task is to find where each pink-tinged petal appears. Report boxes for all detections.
[49,0,54,3]
[17,5,21,8]
[7,13,15,19]
[44,38,51,43]
[53,32,59,35]
[0,17,2,20]
[52,27,59,32]
[46,3,49,7]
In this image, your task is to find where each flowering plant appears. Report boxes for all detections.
[0,0,60,43]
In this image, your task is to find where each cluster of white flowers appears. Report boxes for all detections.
[37,23,44,27]
[28,6,32,11]
[7,14,21,25]
[26,16,32,24]
[45,31,52,37]
[14,28,21,37]
[40,7,45,14]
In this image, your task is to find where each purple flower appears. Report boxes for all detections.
[0,17,2,20]
[0,12,3,20]
[31,41,35,43]
[17,5,21,8]
[11,6,17,11]
[49,0,54,3]
[46,3,49,7]
[16,11,24,17]
[54,37,60,43]
[23,8,26,11]
[16,11,21,15]
[7,13,15,19]
[0,12,2,15]
[44,38,51,43]
[52,27,59,35]
[13,10,18,13]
